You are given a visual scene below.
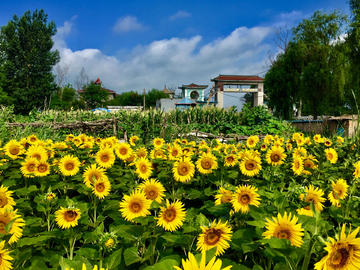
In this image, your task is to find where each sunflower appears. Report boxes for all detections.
[262,212,304,247]
[156,199,186,232]
[296,206,313,217]
[25,144,48,162]
[0,185,16,209]
[4,140,24,160]
[336,136,344,144]
[72,136,83,147]
[100,137,116,149]
[66,134,75,141]
[265,146,287,166]
[58,155,81,176]
[119,190,151,222]
[0,240,13,270]
[292,147,307,159]
[264,134,274,145]
[314,224,360,270]
[260,143,267,151]
[299,185,326,214]
[153,137,165,148]
[173,157,195,182]
[197,220,232,256]
[92,178,111,199]
[168,144,182,160]
[328,179,349,207]
[174,251,232,270]
[302,154,318,175]
[0,208,25,244]
[325,148,338,164]
[20,157,39,178]
[239,155,262,177]
[224,154,238,167]
[95,146,116,169]
[354,161,360,179]
[291,157,303,175]
[55,207,81,229]
[296,137,305,146]
[135,157,153,180]
[83,164,107,187]
[115,143,133,160]
[246,136,259,148]
[136,147,148,159]
[313,134,322,143]
[150,148,167,160]
[231,184,261,213]
[52,142,68,150]
[215,187,233,205]
[129,135,139,146]
[34,161,51,177]
[196,152,218,174]
[285,143,293,151]
[324,138,332,147]
[137,179,165,204]
[26,134,38,144]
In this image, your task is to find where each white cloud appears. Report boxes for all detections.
[113,16,146,33]
[53,20,273,99]
[169,10,191,20]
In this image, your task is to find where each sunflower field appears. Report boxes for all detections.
[0,132,359,270]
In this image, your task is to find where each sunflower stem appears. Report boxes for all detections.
[301,236,315,270]
[93,196,98,223]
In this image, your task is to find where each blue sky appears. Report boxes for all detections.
[0,0,350,108]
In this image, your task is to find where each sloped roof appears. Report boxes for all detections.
[211,75,264,82]
[163,85,174,94]
[175,98,196,105]
[179,83,208,89]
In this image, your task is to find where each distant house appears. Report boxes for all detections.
[77,78,118,100]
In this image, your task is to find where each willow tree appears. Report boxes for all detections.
[292,10,347,119]
[0,9,60,114]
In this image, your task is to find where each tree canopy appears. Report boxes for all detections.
[265,10,347,119]
[0,9,60,114]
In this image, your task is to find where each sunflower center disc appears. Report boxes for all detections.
[331,247,350,267]
[65,211,77,221]
[96,183,105,192]
[245,161,255,170]
[120,149,127,155]
[178,164,189,176]
[66,163,74,170]
[28,164,36,172]
[0,193,8,207]
[201,159,212,169]
[164,208,176,222]
[172,150,178,156]
[38,165,47,173]
[227,157,234,163]
[101,155,109,162]
[272,154,280,162]
[205,229,221,246]
[222,195,232,203]
[147,190,157,200]
[277,229,290,240]
[0,221,6,231]
[34,154,41,160]
[140,165,147,173]
[131,203,141,213]
[10,147,20,155]
[240,194,250,204]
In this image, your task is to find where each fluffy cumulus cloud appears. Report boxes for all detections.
[169,10,191,20]
[113,16,146,33]
[53,19,273,97]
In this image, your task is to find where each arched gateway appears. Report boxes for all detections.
[210,75,264,108]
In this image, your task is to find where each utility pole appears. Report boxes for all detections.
[143,88,145,110]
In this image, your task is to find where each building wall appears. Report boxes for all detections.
[157,98,182,111]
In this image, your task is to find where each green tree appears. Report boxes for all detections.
[345,0,360,111]
[81,81,109,109]
[292,10,347,119]
[50,84,79,110]
[0,9,60,114]
[145,88,169,108]
[265,10,347,119]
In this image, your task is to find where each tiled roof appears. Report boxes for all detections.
[211,75,264,82]
[179,83,208,89]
